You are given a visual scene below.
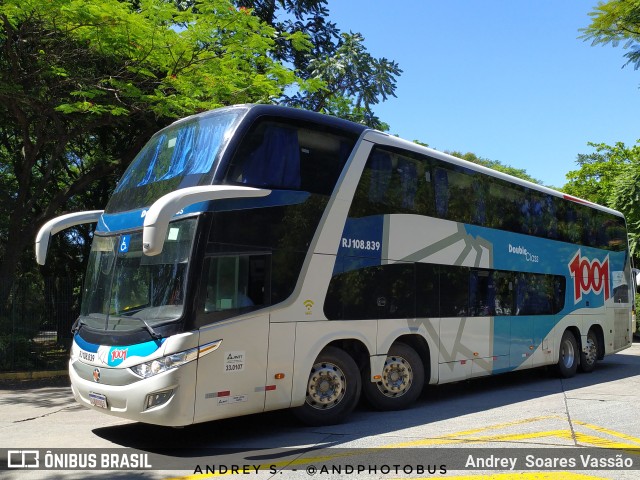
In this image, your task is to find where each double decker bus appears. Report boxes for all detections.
[36,104,633,426]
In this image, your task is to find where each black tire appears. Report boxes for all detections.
[362,342,425,411]
[292,346,361,426]
[579,330,598,373]
[557,330,579,378]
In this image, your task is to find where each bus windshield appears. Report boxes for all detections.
[79,219,197,332]
[106,111,239,213]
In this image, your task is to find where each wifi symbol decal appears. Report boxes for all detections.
[303,299,314,315]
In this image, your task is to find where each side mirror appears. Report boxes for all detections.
[35,210,103,265]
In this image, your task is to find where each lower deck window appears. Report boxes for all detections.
[324,262,566,320]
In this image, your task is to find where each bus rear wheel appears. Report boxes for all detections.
[579,330,598,373]
[363,342,424,411]
[557,330,578,378]
[292,346,361,426]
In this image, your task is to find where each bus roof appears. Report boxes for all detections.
[166,104,623,219]
[168,104,368,138]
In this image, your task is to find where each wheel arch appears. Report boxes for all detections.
[325,338,371,371]
[566,325,581,350]
[392,334,431,383]
[291,335,372,407]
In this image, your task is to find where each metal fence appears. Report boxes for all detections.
[0,277,79,372]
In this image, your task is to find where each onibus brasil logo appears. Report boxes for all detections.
[568,250,610,304]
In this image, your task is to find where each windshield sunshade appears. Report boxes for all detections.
[106,112,239,212]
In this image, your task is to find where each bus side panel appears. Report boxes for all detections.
[608,307,633,353]
[439,317,492,362]
[438,316,494,383]
[264,322,296,411]
[193,314,269,423]
[510,316,534,370]
[291,320,377,407]
[531,314,558,367]
[439,359,471,383]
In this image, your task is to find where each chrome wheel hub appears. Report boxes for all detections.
[561,338,575,368]
[583,337,597,365]
[306,362,346,410]
[377,355,413,397]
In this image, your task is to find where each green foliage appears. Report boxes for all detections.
[288,31,400,130]
[607,143,640,259]
[0,0,306,316]
[563,140,640,260]
[581,0,640,70]
[563,142,632,205]
[236,1,401,129]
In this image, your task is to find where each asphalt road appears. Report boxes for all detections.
[2,343,640,480]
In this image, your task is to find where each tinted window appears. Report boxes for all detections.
[324,263,415,320]
[469,270,514,316]
[350,146,627,252]
[416,263,439,317]
[515,273,565,315]
[226,119,357,195]
[325,262,565,320]
[439,265,470,317]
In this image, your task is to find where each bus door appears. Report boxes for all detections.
[193,254,271,423]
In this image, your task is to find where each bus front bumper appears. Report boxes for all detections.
[69,358,196,427]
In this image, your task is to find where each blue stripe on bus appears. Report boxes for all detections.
[97,202,211,232]
[334,215,384,275]
[106,339,165,367]
[96,190,309,233]
[74,334,99,353]
[209,190,309,212]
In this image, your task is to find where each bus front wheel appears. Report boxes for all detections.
[557,330,579,378]
[363,342,424,411]
[292,346,361,426]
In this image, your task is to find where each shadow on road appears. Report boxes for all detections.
[89,348,640,457]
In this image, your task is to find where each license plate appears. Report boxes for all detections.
[89,392,108,409]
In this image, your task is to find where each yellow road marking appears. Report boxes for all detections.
[163,415,640,479]
[426,474,607,480]
[575,420,640,447]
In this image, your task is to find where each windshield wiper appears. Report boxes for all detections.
[126,315,162,340]
[71,318,86,335]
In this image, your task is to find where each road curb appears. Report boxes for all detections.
[0,370,67,381]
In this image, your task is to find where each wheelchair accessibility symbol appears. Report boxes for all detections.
[119,235,131,254]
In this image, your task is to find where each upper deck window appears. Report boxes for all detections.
[350,145,627,252]
[225,119,357,195]
[106,112,239,212]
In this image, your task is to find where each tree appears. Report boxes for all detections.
[562,142,631,205]
[236,0,402,129]
[581,0,640,71]
[563,140,640,260]
[580,2,640,260]
[0,0,307,313]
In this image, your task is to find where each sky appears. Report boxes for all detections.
[328,1,640,188]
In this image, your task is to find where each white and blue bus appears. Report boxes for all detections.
[36,104,633,426]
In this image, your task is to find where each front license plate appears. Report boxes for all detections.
[89,392,107,409]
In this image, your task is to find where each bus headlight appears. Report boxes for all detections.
[130,347,198,378]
